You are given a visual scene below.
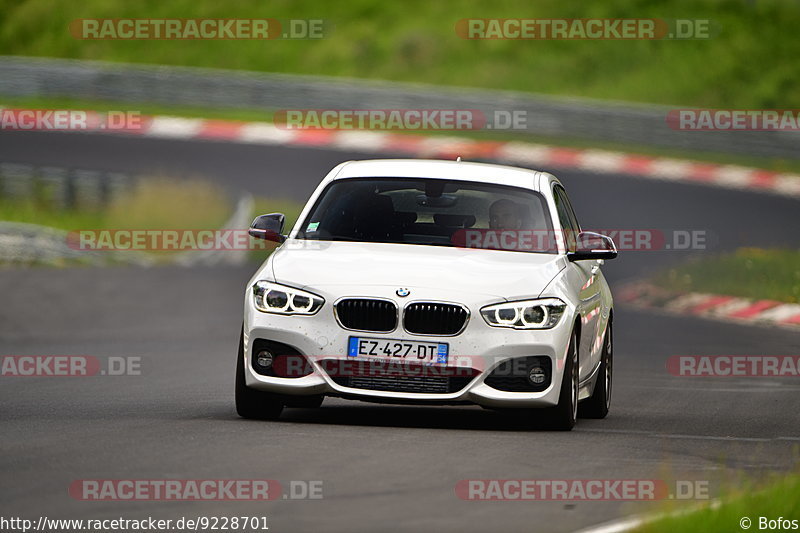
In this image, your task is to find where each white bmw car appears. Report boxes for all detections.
[237,159,617,430]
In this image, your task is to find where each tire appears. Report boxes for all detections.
[579,320,612,419]
[235,330,284,420]
[542,329,578,431]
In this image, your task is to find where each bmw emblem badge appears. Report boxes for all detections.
[396,288,410,297]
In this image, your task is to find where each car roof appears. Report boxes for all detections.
[327,159,551,193]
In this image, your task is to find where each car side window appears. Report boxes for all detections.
[558,189,581,233]
[553,185,578,252]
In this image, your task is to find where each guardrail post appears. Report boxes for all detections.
[71,169,103,209]
[39,166,69,209]
[0,163,34,201]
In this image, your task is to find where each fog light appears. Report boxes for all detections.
[527,366,546,385]
[256,350,274,368]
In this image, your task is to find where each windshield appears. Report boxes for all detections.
[296,177,557,253]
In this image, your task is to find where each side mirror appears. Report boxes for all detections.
[567,231,618,262]
[249,213,286,243]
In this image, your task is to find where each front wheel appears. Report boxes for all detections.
[579,320,612,419]
[542,329,578,431]
[235,330,284,420]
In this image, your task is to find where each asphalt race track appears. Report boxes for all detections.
[1,131,799,533]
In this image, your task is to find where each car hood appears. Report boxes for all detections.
[269,241,566,300]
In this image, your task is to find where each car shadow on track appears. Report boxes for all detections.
[221,404,574,432]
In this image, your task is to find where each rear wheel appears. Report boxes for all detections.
[235,330,284,420]
[542,330,578,431]
[579,320,612,419]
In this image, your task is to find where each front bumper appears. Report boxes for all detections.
[242,294,574,409]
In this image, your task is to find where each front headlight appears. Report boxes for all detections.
[480,298,566,329]
[252,281,324,315]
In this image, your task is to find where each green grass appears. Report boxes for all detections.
[105,177,231,230]
[0,176,233,265]
[0,176,231,231]
[0,173,306,266]
[0,95,277,123]
[4,95,800,176]
[0,197,107,231]
[652,248,800,303]
[634,471,800,533]
[1,0,799,108]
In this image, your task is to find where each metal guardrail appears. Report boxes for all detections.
[0,221,154,267]
[0,188,254,267]
[0,162,130,209]
[0,162,258,267]
[1,56,798,159]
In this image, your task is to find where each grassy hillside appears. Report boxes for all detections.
[652,248,800,303]
[0,0,798,108]
[635,472,800,533]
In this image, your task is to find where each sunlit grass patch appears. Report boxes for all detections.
[634,470,800,533]
[651,248,800,303]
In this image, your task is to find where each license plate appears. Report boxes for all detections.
[348,337,448,364]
